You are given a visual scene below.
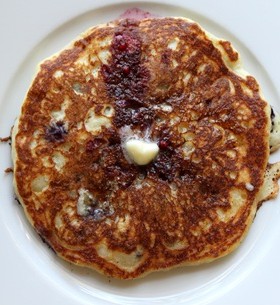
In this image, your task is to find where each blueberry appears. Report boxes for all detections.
[92,208,105,221]
[45,121,67,142]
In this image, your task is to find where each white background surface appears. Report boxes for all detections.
[1,1,280,304]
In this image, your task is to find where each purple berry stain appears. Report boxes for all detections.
[45,121,67,142]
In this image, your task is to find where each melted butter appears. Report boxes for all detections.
[125,139,159,165]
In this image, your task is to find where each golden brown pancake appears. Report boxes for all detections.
[12,17,280,279]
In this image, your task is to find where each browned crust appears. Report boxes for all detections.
[5,167,13,173]
[0,136,11,142]
[219,40,239,62]
[13,17,270,279]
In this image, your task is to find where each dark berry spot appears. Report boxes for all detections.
[92,208,105,221]
[89,202,114,221]
[115,34,128,51]
[122,65,130,74]
[119,42,128,51]
[205,98,212,106]
[86,138,106,152]
[102,64,111,75]
[159,140,168,150]
[131,107,155,129]
[116,100,129,108]
[114,107,133,127]
[45,121,67,142]
[102,27,150,124]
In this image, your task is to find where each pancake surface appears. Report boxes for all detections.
[12,17,280,279]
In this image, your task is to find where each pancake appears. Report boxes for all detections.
[12,16,280,279]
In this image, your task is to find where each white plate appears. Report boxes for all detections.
[1,1,280,304]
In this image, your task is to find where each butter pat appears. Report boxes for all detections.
[125,139,159,165]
